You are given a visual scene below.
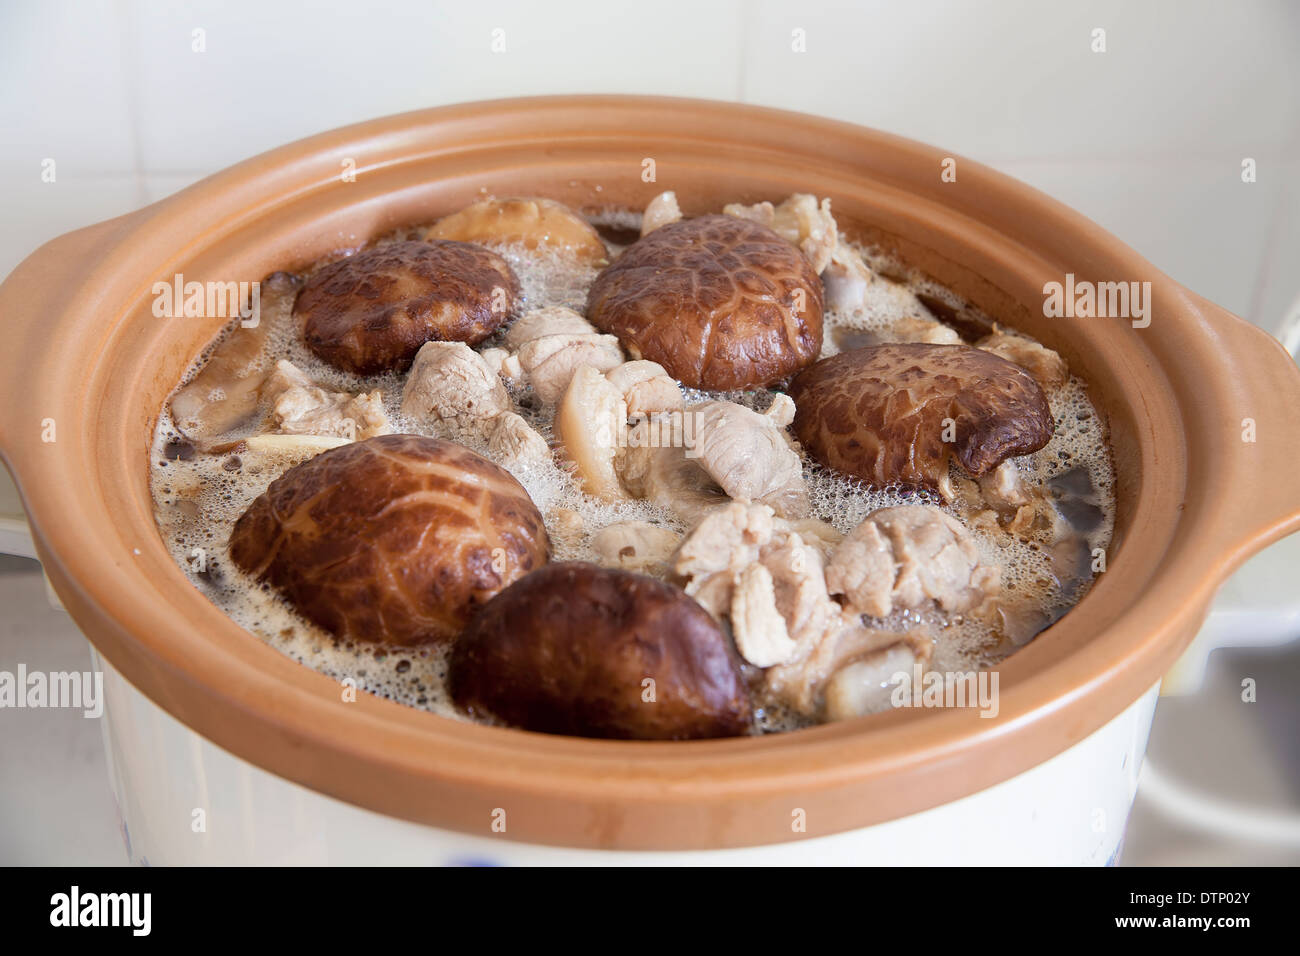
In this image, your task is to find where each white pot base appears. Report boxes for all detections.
[95,648,1158,865]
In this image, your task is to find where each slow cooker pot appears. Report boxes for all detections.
[1,96,1297,864]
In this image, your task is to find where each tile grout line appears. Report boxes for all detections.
[734,0,749,102]
[113,0,149,208]
[1244,170,1297,335]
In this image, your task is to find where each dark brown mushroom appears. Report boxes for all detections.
[789,343,1054,495]
[295,239,519,375]
[585,215,823,390]
[228,434,549,646]
[449,562,753,740]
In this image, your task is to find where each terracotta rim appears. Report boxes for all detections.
[0,96,1297,850]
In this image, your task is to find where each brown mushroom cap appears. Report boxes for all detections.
[586,215,824,390]
[296,239,519,375]
[228,434,549,646]
[425,197,608,262]
[789,343,1054,491]
[449,562,754,740]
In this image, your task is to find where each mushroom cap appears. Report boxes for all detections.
[449,562,754,740]
[425,197,608,261]
[586,215,824,390]
[789,343,1054,491]
[296,239,519,375]
[228,434,549,646]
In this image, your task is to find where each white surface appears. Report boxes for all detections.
[95,644,1156,865]
[1,0,1297,865]
[0,567,126,865]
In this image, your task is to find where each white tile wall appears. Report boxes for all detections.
[993,158,1286,323]
[120,0,745,173]
[0,0,138,177]
[2,0,1296,328]
[1253,160,1300,340]
[743,0,1300,163]
[0,174,144,281]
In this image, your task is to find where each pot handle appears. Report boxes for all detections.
[1196,292,1300,553]
[1160,293,1300,694]
[0,213,144,566]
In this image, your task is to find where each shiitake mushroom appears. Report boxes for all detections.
[586,215,824,390]
[789,343,1054,494]
[425,197,609,262]
[449,562,754,740]
[296,239,520,375]
[228,434,549,646]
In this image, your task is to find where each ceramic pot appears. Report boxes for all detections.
[1,97,1296,861]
